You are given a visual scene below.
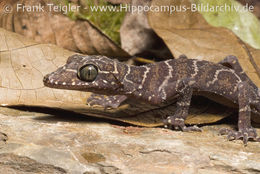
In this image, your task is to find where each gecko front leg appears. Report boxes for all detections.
[87,94,127,109]
[163,78,201,132]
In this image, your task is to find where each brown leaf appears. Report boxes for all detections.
[238,0,260,19]
[0,28,90,107]
[0,0,130,60]
[120,0,173,60]
[148,0,260,86]
[0,28,231,126]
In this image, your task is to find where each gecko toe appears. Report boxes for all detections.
[219,127,259,145]
[219,128,231,135]
[182,125,202,132]
[87,94,121,109]
[88,94,127,109]
[163,116,201,132]
[163,116,184,131]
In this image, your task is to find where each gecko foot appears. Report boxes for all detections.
[87,94,127,109]
[219,128,260,145]
[87,94,117,109]
[163,116,202,132]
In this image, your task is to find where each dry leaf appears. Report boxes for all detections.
[120,0,173,59]
[148,0,260,86]
[0,28,90,107]
[238,0,260,19]
[0,0,129,60]
[0,28,231,126]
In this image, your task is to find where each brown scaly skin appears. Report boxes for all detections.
[43,54,260,144]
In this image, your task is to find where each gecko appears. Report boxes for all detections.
[43,54,260,144]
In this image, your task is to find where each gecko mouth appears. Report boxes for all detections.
[43,76,74,88]
[43,74,71,89]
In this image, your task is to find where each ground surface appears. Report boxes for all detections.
[0,110,259,174]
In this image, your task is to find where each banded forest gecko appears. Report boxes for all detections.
[43,54,260,144]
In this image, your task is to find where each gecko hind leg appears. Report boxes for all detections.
[218,55,255,86]
[218,55,243,73]
[219,82,260,144]
[163,79,201,132]
[251,88,260,115]
[87,94,127,109]
[219,56,259,112]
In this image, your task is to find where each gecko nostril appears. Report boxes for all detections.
[43,74,51,83]
[43,76,48,82]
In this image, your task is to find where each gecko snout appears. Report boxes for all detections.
[43,74,49,82]
[43,72,59,87]
[43,73,52,86]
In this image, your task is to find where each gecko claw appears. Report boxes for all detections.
[174,126,179,130]
[182,125,202,132]
[219,128,259,145]
[163,116,201,132]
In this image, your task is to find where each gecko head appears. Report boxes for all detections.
[43,54,125,95]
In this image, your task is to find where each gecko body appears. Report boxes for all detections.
[43,54,260,144]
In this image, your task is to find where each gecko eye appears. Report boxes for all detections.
[78,64,98,82]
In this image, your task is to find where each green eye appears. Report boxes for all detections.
[78,64,98,82]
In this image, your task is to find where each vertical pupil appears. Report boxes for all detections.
[88,69,91,79]
[78,65,98,82]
